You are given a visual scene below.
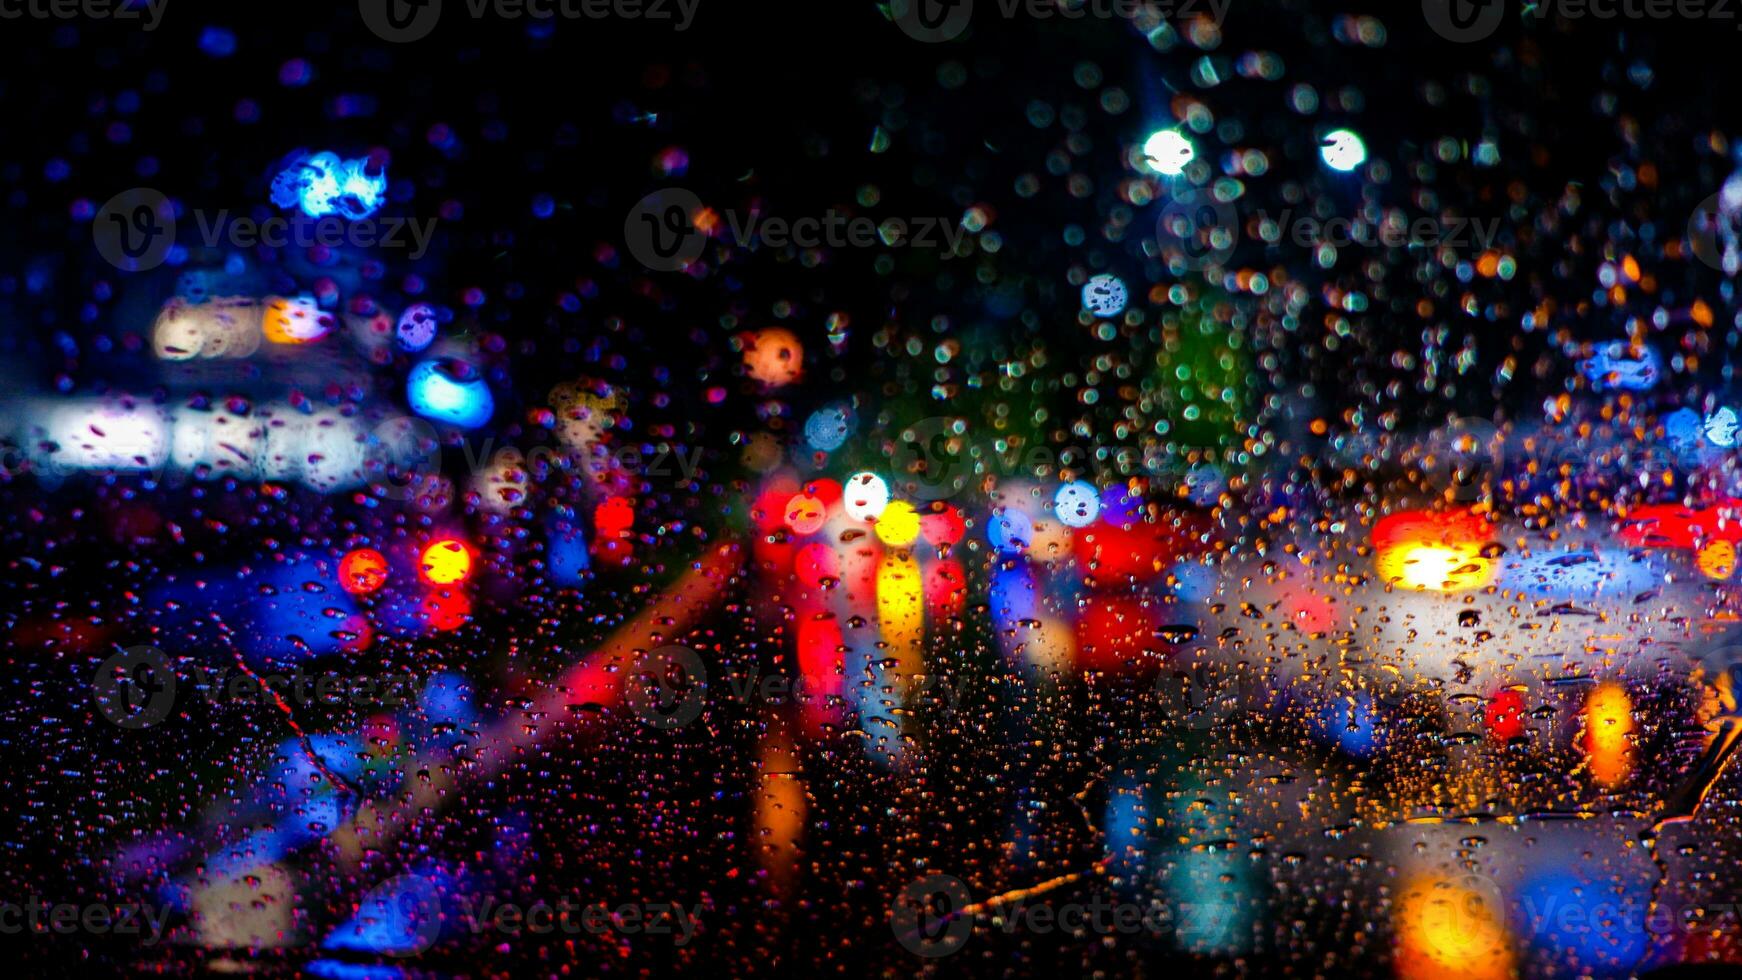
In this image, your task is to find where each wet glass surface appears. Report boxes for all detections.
[5,3,1742,977]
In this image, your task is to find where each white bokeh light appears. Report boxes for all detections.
[843,471,891,522]
[1141,129,1195,176]
[1320,129,1367,172]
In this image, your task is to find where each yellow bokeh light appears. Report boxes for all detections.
[873,500,920,546]
[1376,543,1494,592]
[420,538,473,585]
[1698,539,1737,580]
[1393,875,1514,980]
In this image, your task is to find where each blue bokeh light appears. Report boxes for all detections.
[407,358,494,429]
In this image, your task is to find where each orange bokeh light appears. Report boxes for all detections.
[338,547,390,595]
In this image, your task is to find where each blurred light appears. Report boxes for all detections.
[1162,851,1255,955]
[1705,406,1740,447]
[419,538,472,585]
[804,404,853,451]
[1183,463,1225,506]
[547,522,590,587]
[1168,560,1219,602]
[594,496,635,536]
[784,493,828,535]
[796,615,845,700]
[1075,594,1160,672]
[1372,509,1494,591]
[250,558,362,662]
[990,563,1038,626]
[1578,342,1661,392]
[843,472,890,521]
[261,405,370,492]
[396,304,438,352]
[198,26,237,57]
[1699,539,1738,580]
[407,358,494,429]
[794,541,841,590]
[1313,689,1386,757]
[1514,870,1648,971]
[338,548,389,595]
[1378,543,1494,591]
[876,552,924,646]
[272,150,387,220]
[1583,681,1634,787]
[1080,273,1128,318]
[1072,516,1206,579]
[1055,480,1101,527]
[919,503,966,547]
[170,410,261,478]
[804,477,843,506]
[193,862,298,950]
[262,295,334,345]
[1141,129,1195,175]
[743,328,804,387]
[322,872,445,956]
[421,588,471,631]
[1393,875,1515,980]
[754,733,806,890]
[1485,689,1527,742]
[874,500,920,546]
[1099,484,1143,528]
[1500,548,1660,597]
[924,558,967,620]
[152,297,262,360]
[988,507,1034,554]
[1666,407,1703,450]
[24,399,170,475]
[1320,129,1366,172]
